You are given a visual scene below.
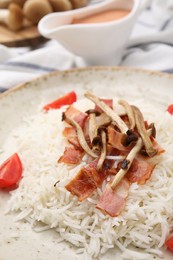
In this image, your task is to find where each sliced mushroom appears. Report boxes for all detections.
[122,129,138,147]
[148,123,156,138]
[118,99,135,129]
[63,113,98,158]
[84,92,128,134]
[110,139,142,189]
[132,105,157,157]
[97,113,111,128]
[86,109,100,143]
[0,3,23,31]
[91,135,101,154]
[97,130,107,171]
[110,128,152,190]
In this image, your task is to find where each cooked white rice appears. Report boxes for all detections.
[2,97,173,259]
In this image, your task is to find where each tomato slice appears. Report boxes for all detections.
[43,91,77,111]
[165,236,173,252]
[0,153,23,188]
[167,104,173,115]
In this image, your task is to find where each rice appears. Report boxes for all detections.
[2,97,173,259]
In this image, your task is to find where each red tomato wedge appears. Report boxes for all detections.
[167,104,173,115]
[43,91,77,111]
[0,153,23,188]
[165,236,173,252]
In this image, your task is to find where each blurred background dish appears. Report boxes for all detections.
[38,0,148,65]
[0,24,46,47]
[0,0,89,47]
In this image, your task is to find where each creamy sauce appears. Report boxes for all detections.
[72,9,130,24]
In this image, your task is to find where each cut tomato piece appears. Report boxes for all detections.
[43,91,77,111]
[167,104,173,115]
[0,153,23,188]
[165,236,173,252]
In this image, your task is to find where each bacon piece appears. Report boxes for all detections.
[108,125,133,152]
[126,155,155,184]
[120,115,131,129]
[65,158,116,201]
[95,99,113,113]
[64,105,87,128]
[66,164,102,201]
[63,127,82,150]
[151,136,165,155]
[96,178,130,217]
[58,147,83,165]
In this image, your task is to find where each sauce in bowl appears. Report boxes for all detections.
[72,9,130,24]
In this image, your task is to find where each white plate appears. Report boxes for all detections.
[0,67,173,260]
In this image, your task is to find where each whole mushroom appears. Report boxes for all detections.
[0,0,11,8]
[0,0,26,8]
[0,3,23,30]
[23,0,53,24]
[70,0,87,9]
[49,0,72,12]
[13,0,26,7]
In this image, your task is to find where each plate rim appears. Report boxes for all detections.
[1,66,173,99]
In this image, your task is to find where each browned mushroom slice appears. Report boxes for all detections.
[92,135,102,154]
[132,105,157,157]
[84,92,128,134]
[118,99,135,129]
[122,129,138,147]
[85,109,100,143]
[110,129,152,190]
[97,130,107,171]
[91,113,111,153]
[97,113,111,128]
[148,123,156,138]
[63,113,98,158]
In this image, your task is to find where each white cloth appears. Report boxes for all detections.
[0,0,173,92]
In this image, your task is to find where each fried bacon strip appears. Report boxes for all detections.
[65,158,116,201]
[96,178,130,217]
[85,91,128,134]
[126,155,155,184]
[58,147,84,165]
[66,165,102,201]
[108,125,134,152]
[63,127,82,151]
[63,105,87,129]
[65,159,103,201]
